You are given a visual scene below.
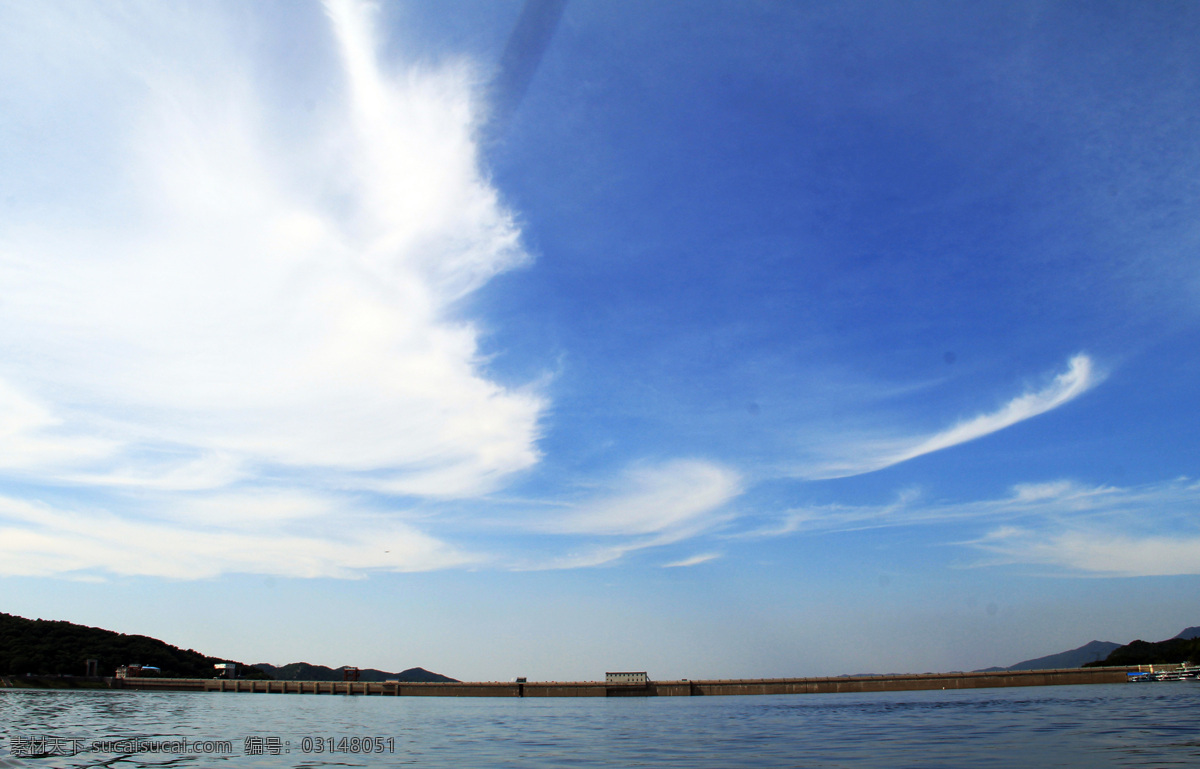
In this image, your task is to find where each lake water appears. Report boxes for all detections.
[2,682,1198,767]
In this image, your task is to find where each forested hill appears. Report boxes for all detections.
[253,662,457,682]
[0,612,269,679]
[1084,630,1200,667]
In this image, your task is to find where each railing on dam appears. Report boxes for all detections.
[111,667,1135,697]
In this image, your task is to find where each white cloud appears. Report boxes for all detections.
[0,0,546,578]
[525,529,718,571]
[0,4,540,491]
[549,460,743,537]
[971,527,1200,577]
[501,460,743,570]
[1011,480,1078,502]
[0,379,118,471]
[886,355,1097,464]
[801,355,1100,479]
[0,493,475,579]
[746,476,1200,578]
[750,477,1194,539]
[0,0,543,500]
[663,553,721,568]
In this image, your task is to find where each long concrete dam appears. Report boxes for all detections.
[111,667,1135,697]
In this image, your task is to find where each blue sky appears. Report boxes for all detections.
[1,0,1199,681]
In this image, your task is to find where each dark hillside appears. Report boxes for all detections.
[1084,634,1200,667]
[0,612,269,679]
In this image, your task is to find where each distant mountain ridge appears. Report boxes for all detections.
[983,625,1200,671]
[252,662,457,683]
[995,640,1122,671]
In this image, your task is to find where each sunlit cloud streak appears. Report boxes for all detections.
[800,355,1100,480]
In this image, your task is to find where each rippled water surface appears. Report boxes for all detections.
[3,682,1199,767]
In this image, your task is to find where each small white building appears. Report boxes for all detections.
[213,662,238,679]
[606,671,648,684]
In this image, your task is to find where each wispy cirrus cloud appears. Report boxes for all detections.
[549,460,742,537]
[743,475,1200,577]
[663,552,722,568]
[961,476,1200,576]
[743,486,925,538]
[744,477,1175,539]
[969,527,1200,578]
[514,460,743,570]
[0,492,476,579]
[799,355,1100,480]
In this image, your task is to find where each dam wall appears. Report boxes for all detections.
[109,667,1134,697]
[671,667,1131,695]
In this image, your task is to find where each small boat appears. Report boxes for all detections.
[1127,665,1200,682]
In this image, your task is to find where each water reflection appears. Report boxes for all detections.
[1,683,1198,768]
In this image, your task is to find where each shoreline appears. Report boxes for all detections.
[2,667,1143,697]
